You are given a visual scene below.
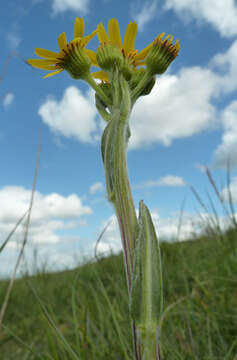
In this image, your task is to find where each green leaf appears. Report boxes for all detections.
[130,200,163,326]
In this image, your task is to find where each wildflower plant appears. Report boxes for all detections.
[28,17,180,359]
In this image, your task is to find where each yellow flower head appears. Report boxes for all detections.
[94,18,149,81]
[146,33,180,75]
[27,18,97,79]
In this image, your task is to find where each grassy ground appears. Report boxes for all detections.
[0,228,237,359]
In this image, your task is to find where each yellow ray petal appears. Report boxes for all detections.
[156,32,165,42]
[91,70,109,82]
[135,43,153,61]
[35,48,59,59]
[43,69,64,78]
[28,59,59,70]
[84,49,98,66]
[108,18,122,47]
[162,34,171,43]
[97,23,109,44]
[58,32,67,51]
[123,21,137,56]
[74,17,84,39]
[83,30,97,46]
[28,58,58,65]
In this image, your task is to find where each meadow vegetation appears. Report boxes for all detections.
[0,225,236,359]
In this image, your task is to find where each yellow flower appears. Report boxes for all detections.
[28,18,97,78]
[93,18,180,82]
[93,18,150,81]
[146,33,180,75]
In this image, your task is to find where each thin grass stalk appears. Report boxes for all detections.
[176,197,186,241]
[226,160,237,229]
[2,324,41,359]
[30,284,80,360]
[94,220,112,260]
[0,140,41,330]
[0,209,29,253]
[205,167,231,221]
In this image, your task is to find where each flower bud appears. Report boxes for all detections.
[146,33,180,75]
[96,44,124,72]
[62,39,91,79]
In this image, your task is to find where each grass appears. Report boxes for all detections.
[0,227,237,359]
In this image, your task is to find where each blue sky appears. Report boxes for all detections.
[1,0,237,277]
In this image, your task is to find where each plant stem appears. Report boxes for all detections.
[85,74,112,110]
[100,73,141,359]
[101,106,138,286]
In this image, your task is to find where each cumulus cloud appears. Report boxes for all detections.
[164,0,237,37]
[38,39,237,161]
[38,86,98,143]
[41,69,220,149]
[135,175,186,189]
[152,211,198,241]
[89,182,104,194]
[129,67,219,148]
[0,186,92,245]
[214,100,237,167]
[93,209,222,256]
[2,92,14,108]
[1,236,86,278]
[51,0,89,15]
[208,39,237,167]
[221,176,237,204]
[132,0,158,30]
[210,38,237,94]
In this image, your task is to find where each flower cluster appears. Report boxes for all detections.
[28,17,180,85]
[28,19,180,357]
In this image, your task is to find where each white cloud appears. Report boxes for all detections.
[1,236,85,278]
[151,211,197,241]
[221,176,237,204]
[37,40,237,160]
[129,67,219,148]
[6,29,21,50]
[2,92,14,108]
[92,215,122,256]
[0,186,92,245]
[210,38,237,94]
[195,164,207,173]
[135,175,186,189]
[214,100,237,167]
[208,39,237,168]
[38,86,98,143]
[164,0,237,37]
[158,175,186,186]
[132,0,158,30]
[93,208,215,257]
[52,0,89,15]
[89,182,104,194]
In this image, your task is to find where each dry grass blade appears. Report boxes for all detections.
[94,220,112,260]
[0,210,29,253]
[189,184,216,233]
[226,160,237,228]
[205,167,223,204]
[0,54,12,85]
[0,140,41,331]
[176,197,186,241]
[27,282,80,360]
[0,51,30,85]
